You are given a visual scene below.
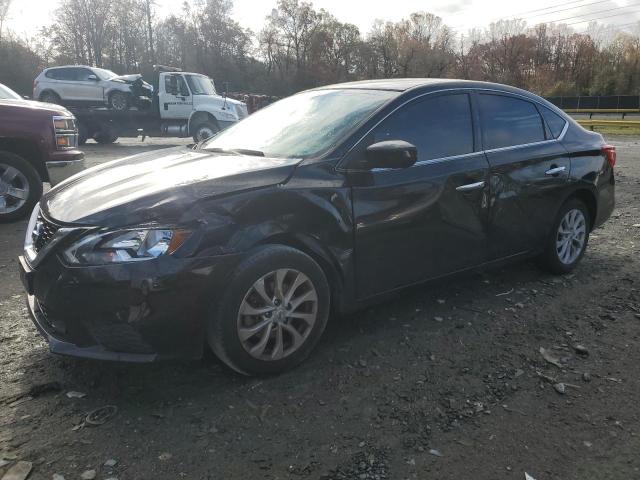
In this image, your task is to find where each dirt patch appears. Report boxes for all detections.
[1,136,639,479]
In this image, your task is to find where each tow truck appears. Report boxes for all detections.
[69,67,248,145]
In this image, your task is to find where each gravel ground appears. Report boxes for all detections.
[0,136,639,480]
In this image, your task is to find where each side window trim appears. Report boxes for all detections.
[338,87,569,172]
[536,103,569,140]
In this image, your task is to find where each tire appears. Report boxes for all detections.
[207,245,331,376]
[78,122,88,146]
[94,125,118,144]
[192,121,218,143]
[0,151,42,223]
[109,91,129,111]
[94,134,119,144]
[538,198,591,275]
[39,91,61,105]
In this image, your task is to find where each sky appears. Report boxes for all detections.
[5,0,640,38]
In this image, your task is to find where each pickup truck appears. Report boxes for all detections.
[0,83,85,221]
[55,67,249,144]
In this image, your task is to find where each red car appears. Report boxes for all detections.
[0,82,85,222]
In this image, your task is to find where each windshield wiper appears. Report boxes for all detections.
[206,147,265,157]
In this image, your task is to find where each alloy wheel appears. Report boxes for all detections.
[0,163,29,214]
[556,208,586,265]
[111,92,128,111]
[237,269,318,361]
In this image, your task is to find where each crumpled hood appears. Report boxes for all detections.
[110,74,143,83]
[42,146,300,226]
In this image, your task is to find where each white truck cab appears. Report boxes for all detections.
[158,72,248,142]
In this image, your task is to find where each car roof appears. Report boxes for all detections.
[315,78,537,96]
[312,78,559,110]
[45,65,93,70]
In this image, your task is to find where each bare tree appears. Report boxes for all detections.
[0,0,11,46]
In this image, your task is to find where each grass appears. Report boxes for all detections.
[580,125,640,135]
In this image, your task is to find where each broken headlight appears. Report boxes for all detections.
[63,229,191,265]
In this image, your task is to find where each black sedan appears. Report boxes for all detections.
[19,79,615,375]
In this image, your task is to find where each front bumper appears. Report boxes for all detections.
[46,150,85,186]
[19,247,242,362]
[26,293,157,362]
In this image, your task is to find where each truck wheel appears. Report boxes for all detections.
[94,133,119,144]
[192,122,218,143]
[109,92,129,111]
[0,151,42,223]
[78,123,88,146]
[39,91,61,105]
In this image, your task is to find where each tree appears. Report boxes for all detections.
[0,0,11,46]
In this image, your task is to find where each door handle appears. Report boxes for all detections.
[456,181,485,192]
[545,166,566,176]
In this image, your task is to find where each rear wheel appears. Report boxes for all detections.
[207,245,330,375]
[109,91,129,111]
[192,121,218,143]
[78,122,89,146]
[0,152,42,222]
[39,91,61,105]
[94,125,118,144]
[538,198,590,274]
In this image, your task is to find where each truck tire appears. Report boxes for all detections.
[109,91,130,111]
[78,122,88,146]
[0,151,42,223]
[94,133,119,144]
[94,125,118,144]
[192,121,219,143]
[39,91,61,105]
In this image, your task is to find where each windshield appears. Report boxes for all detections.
[185,75,217,95]
[0,83,22,100]
[203,89,396,158]
[93,68,118,80]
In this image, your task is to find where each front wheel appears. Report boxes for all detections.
[192,122,218,143]
[0,152,42,223]
[109,91,130,111]
[207,245,330,375]
[538,198,590,274]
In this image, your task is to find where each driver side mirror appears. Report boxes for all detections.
[87,74,99,81]
[365,140,418,169]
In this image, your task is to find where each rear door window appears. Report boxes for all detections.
[371,93,474,162]
[478,94,545,149]
[46,68,77,81]
[539,105,567,139]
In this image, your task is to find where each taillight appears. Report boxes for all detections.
[602,145,616,168]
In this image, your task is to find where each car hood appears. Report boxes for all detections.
[110,74,143,83]
[0,98,72,116]
[42,146,301,226]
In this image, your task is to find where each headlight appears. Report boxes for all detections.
[63,228,191,265]
[53,115,78,149]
